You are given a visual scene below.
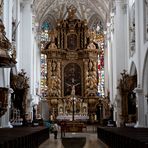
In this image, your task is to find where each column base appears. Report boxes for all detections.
[3,122,13,128]
[134,121,145,128]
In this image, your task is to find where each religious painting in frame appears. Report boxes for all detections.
[67,34,77,50]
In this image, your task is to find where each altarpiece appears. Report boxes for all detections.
[42,5,102,121]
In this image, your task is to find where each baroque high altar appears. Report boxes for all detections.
[42,5,101,121]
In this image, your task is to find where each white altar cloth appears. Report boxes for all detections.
[56,115,89,121]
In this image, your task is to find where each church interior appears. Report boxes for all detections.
[0,0,148,147]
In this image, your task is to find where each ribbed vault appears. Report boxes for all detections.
[33,0,112,30]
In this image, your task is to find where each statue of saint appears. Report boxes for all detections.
[67,5,76,19]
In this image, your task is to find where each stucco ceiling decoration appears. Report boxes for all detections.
[33,0,111,29]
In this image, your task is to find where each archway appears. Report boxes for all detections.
[128,62,137,123]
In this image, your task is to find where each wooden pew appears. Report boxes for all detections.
[97,127,148,148]
[0,126,49,148]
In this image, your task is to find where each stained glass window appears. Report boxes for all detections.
[91,19,105,97]
[40,22,50,43]
[96,33,105,97]
[41,54,48,97]
[40,21,52,97]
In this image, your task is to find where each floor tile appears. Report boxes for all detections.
[39,127,107,148]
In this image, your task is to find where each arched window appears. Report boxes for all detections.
[96,33,105,97]
[40,21,52,97]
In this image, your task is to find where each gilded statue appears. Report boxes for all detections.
[84,60,98,96]
[49,29,57,43]
[49,76,59,97]
[51,61,57,75]
[87,30,96,42]
[67,5,76,19]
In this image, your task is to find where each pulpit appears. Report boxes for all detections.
[0,16,16,118]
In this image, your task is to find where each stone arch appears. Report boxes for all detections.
[129,61,137,76]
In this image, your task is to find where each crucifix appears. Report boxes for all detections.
[66,78,80,96]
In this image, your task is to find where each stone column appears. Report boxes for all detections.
[111,0,128,126]
[41,99,49,121]
[19,0,33,115]
[134,87,145,127]
[19,0,33,85]
[16,0,21,64]
[113,0,128,93]
[106,21,113,100]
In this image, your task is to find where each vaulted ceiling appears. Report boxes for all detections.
[33,0,112,30]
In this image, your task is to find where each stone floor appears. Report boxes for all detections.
[39,126,108,148]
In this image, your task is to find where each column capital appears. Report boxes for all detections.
[20,0,33,7]
[114,0,127,14]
